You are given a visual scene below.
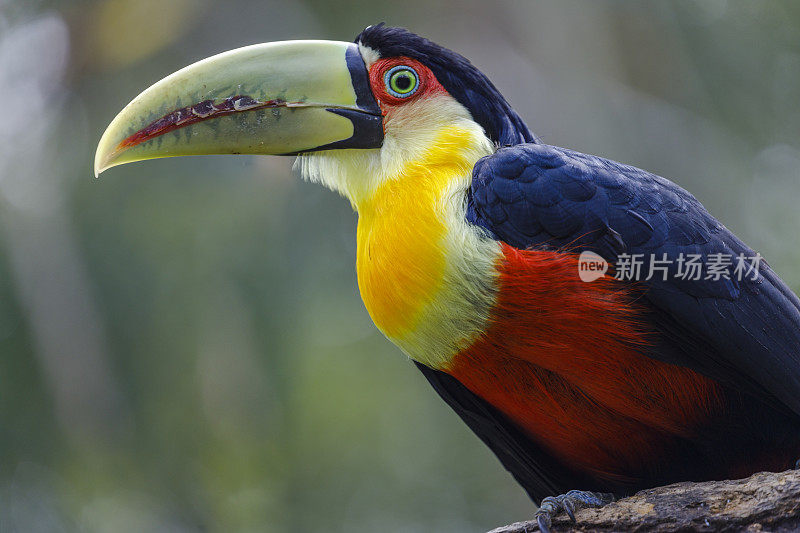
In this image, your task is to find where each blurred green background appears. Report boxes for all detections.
[1,1,800,531]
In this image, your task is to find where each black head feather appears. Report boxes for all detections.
[356,24,537,146]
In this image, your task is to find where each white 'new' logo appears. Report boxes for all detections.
[578,251,608,282]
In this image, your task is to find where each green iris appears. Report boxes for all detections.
[385,66,419,98]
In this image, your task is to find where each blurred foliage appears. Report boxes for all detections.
[1,0,799,531]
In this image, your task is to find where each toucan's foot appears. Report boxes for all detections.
[534,490,615,533]
[795,458,800,469]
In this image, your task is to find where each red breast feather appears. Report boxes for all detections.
[447,244,727,485]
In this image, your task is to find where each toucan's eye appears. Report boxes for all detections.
[384,66,419,98]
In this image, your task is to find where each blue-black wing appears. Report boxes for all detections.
[467,143,800,417]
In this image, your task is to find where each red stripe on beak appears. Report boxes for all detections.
[117,95,296,151]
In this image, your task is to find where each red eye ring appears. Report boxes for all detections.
[369,57,443,106]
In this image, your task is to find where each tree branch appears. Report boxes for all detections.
[489,469,800,532]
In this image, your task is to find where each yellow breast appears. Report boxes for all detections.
[357,174,447,338]
[355,127,482,340]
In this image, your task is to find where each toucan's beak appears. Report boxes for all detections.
[94,40,383,176]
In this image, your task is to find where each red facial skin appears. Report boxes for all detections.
[368,57,447,113]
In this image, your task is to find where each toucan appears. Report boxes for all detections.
[96,25,800,531]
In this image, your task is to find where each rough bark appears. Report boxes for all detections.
[489,469,800,532]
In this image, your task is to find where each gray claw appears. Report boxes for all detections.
[536,513,551,533]
[534,490,615,531]
[563,499,576,522]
